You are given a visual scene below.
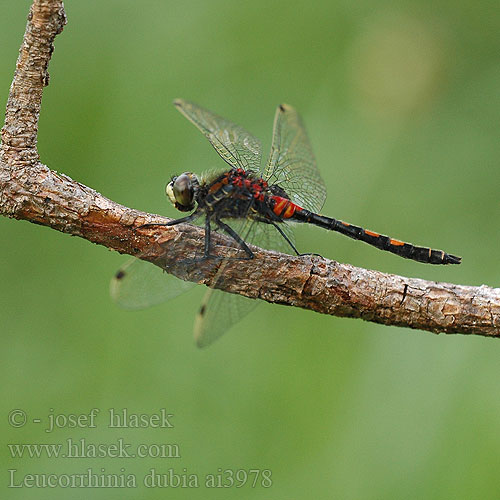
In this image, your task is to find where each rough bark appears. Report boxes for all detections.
[1,0,499,338]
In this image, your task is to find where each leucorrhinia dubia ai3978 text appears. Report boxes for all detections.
[111,99,461,347]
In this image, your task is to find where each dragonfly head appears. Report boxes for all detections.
[166,172,199,212]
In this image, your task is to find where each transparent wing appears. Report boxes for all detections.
[194,218,295,348]
[264,103,327,213]
[194,286,256,348]
[242,218,296,255]
[110,257,195,310]
[174,98,262,172]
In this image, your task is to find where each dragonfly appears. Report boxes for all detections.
[111,99,461,347]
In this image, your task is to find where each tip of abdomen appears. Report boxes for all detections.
[445,253,462,265]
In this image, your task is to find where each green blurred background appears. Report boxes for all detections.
[1,0,499,498]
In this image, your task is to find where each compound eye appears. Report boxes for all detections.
[166,173,196,211]
[166,179,177,205]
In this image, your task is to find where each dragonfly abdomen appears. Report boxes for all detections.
[292,209,461,265]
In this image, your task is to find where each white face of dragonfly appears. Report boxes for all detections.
[166,172,199,212]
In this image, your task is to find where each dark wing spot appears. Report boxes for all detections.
[115,270,126,280]
[199,305,206,316]
[279,104,286,112]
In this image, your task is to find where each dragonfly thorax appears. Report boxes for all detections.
[166,172,200,212]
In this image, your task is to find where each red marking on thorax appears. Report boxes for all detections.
[208,181,223,194]
[211,170,270,203]
[207,172,232,194]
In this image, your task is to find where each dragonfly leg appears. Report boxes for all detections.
[215,217,254,259]
[268,221,301,256]
[176,215,216,263]
[254,213,315,257]
[204,214,212,258]
[137,213,199,229]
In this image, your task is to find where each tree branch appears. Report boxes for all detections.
[1,0,499,339]
[1,0,66,166]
